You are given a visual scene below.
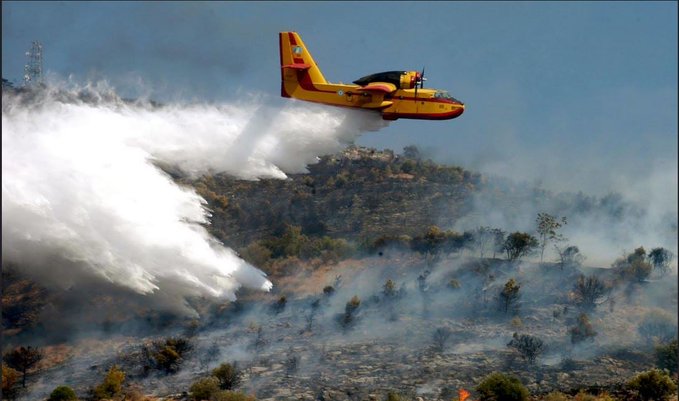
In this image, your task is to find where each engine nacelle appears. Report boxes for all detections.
[353,71,422,89]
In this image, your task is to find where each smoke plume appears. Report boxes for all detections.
[1,82,388,311]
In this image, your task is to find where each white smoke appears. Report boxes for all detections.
[1,82,388,310]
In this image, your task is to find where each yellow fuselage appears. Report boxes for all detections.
[279,32,464,121]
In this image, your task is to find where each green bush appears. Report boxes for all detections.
[190,377,220,401]
[638,310,677,345]
[144,336,192,374]
[386,391,405,401]
[211,363,242,390]
[626,369,677,401]
[48,385,78,401]
[211,391,257,401]
[476,372,529,401]
[93,365,125,400]
[655,338,678,374]
[543,392,569,401]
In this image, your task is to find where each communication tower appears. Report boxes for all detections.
[23,41,44,86]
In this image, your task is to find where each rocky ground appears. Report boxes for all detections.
[14,254,674,400]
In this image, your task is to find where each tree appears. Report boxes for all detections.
[648,248,673,276]
[536,213,567,262]
[507,333,545,364]
[614,247,653,282]
[3,346,43,388]
[502,232,539,261]
[473,226,494,258]
[572,275,608,310]
[403,145,422,160]
[48,385,78,401]
[476,372,529,401]
[627,369,677,401]
[491,228,507,259]
[93,365,125,400]
[499,278,521,314]
[212,363,242,390]
[555,245,584,270]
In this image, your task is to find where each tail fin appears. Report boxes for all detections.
[279,32,327,97]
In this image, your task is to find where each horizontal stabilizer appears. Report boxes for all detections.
[282,63,311,70]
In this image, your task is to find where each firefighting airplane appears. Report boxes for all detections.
[279,32,465,121]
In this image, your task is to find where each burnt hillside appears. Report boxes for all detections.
[182,146,483,249]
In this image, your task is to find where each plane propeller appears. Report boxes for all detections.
[414,67,426,101]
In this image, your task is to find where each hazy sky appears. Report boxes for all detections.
[3,1,677,196]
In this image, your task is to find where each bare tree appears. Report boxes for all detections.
[432,327,452,353]
[536,213,567,262]
[573,274,608,310]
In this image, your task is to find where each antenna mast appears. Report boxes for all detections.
[23,41,44,86]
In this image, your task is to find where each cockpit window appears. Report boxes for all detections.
[435,91,462,104]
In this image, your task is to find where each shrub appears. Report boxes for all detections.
[143,336,192,374]
[570,313,597,344]
[190,377,220,401]
[626,369,677,401]
[655,338,678,374]
[448,279,461,289]
[1,365,20,399]
[510,317,523,329]
[211,391,257,401]
[271,296,287,314]
[613,247,653,282]
[383,279,397,299]
[507,333,545,364]
[48,385,78,401]
[476,372,529,401]
[323,285,335,296]
[572,275,608,310]
[432,327,452,353]
[544,392,569,401]
[93,365,125,400]
[211,363,242,390]
[386,391,405,401]
[638,310,677,345]
[573,391,597,401]
[341,295,361,329]
[239,242,272,267]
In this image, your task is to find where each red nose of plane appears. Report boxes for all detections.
[450,102,465,119]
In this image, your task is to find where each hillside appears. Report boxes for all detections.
[2,146,677,401]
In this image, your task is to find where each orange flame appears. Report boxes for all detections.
[458,388,471,401]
